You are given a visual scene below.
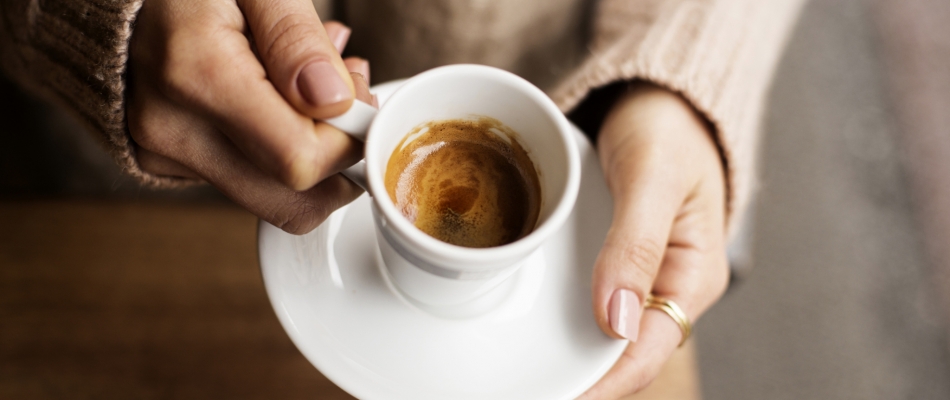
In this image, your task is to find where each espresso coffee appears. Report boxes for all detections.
[385,118,542,248]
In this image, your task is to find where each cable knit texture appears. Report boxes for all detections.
[551,0,804,238]
[1,0,805,234]
[0,0,187,188]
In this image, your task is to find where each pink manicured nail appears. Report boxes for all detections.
[329,26,351,53]
[297,61,351,107]
[609,289,642,342]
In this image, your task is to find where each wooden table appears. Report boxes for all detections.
[0,201,698,399]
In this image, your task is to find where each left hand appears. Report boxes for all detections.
[580,82,731,398]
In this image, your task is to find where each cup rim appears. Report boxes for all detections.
[364,64,581,271]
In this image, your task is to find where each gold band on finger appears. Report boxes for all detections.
[645,294,692,347]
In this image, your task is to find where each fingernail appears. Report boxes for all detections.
[350,71,373,104]
[609,289,642,342]
[355,59,369,83]
[344,58,371,84]
[372,94,379,108]
[298,61,351,107]
[329,26,351,53]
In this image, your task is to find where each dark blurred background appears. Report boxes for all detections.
[3,0,950,398]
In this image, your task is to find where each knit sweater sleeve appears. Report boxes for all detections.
[552,0,805,238]
[0,0,183,187]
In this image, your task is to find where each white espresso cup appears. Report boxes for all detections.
[323,64,580,310]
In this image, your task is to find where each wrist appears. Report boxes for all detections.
[597,81,721,200]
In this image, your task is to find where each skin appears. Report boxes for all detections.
[127,0,374,234]
[126,2,729,398]
[580,82,730,399]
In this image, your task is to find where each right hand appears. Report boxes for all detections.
[127,0,375,234]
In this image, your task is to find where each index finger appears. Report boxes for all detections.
[579,312,691,400]
[162,27,372,190]
[582,234,729,398]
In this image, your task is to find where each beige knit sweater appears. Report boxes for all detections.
[0,0,804,236]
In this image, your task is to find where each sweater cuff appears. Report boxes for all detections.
[0,0,192,188]
[551,0,803,239]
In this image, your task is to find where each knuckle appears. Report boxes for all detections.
[261,14,323,65]
[631,362,660,393]
[276,145,322,190]
[127,104,170,153]
[619,239,665,282]
[616,352,664,395]
[270,194,330,235]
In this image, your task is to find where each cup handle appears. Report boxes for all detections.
[323,100,378,191]
[340,160,369,190]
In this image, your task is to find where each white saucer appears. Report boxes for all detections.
[258,81,626,399]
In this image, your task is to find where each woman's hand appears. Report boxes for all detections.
[581,82,730,398]
[127,0,375,234]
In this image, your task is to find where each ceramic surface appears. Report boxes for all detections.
[352,66,581,307]
[258,81,626,399]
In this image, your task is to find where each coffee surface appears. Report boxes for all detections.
[385,118,541,248]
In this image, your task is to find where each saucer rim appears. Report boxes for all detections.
[257,80,626,400]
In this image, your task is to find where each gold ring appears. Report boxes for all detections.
[645,294,692,347]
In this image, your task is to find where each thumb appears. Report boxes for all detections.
[592,101,691,342]
[238,0,355,119]
[593,174,680,342]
